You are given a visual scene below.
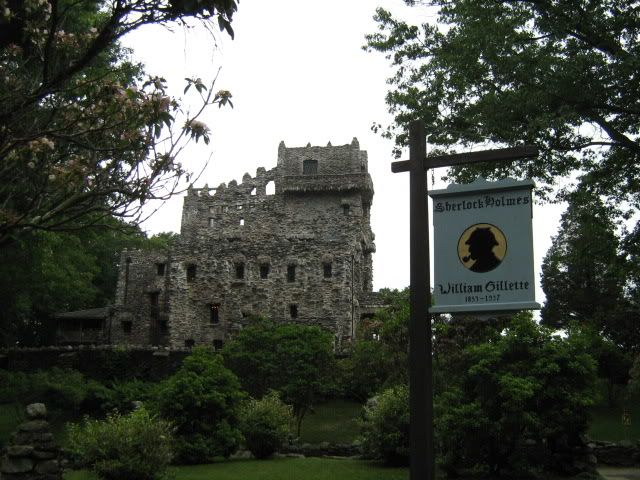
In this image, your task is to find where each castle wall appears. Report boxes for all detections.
[112,249,171,345]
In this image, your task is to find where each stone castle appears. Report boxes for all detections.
[93,138,380,350]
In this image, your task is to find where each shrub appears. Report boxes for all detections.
[0,368,100,411]
[338,340,390,401]
[240,391,292,459]
[154,346,244,464]
[67,406,173,480]
[359,384,409,466]
[434,313,597,477]
[90,379,158,415]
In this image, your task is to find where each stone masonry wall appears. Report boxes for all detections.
[113,138,375,350]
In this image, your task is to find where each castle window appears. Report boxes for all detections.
[209,303,220,324]
[185,339,195,348]
[237,205,243,210]
[213,339,224,350]
[266,181,275,195]
[303,159,318,174]
[250,188,257,196]
[149,292,160,307]
[343,204,350,216]
[289,304,298,319]
[287,265,296,282]
[235,263,245,279]
[209,217,215,227]
[323,263,332,278]
[363,203,370,216]
[186,264,197,282]
[121,320,132,334]
[159,320,168,333]
[260,264,270,279]
[156,263,165,276]
[240,218,245,226]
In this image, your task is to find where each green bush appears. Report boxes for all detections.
[240,391,292,459]
[0,368,100,411]
[67,406,173,480]
[434,314,597,477]
[155,346,244,464]
[338,340,390,401]
[90,379,157,415]
[359,384,409,466]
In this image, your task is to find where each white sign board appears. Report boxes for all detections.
[429,178,540,313]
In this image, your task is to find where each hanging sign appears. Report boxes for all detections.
[429,178,540,313]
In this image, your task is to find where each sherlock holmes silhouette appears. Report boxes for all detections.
[462,227,502,273]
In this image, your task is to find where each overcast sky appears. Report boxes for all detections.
[124,0,565,302]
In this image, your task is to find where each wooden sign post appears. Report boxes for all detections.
[391,120,537,480]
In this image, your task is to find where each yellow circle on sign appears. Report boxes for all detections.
[458,223,507,273]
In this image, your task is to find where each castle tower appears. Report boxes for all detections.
[112,139,376,350]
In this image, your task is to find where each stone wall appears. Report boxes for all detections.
[0,346,189,381]
[590,440,640,467]
[113,138,377,351]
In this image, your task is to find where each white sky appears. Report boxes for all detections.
[123,0,565,302]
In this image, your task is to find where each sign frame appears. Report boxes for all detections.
[429,178,541,314]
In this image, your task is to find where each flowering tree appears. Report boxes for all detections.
[0,0,237,246]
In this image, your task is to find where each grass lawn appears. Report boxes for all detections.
[64,457,409,480]
[589,405,640,442]
[63,457,605,480]
[299,399,363,444]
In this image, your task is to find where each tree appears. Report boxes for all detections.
[0,218,173,346]
[0,0,237,246]
[155,347,245,464]
[365,1,640,204]
[541,187,629,340]
[223,319,335,436]
[339,288,410,401]
[0,230,99,345]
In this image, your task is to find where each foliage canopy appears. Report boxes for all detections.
[0,0,237,246]
[365,1,640,204]
[223,319,335,435]
[540,187,637,350]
